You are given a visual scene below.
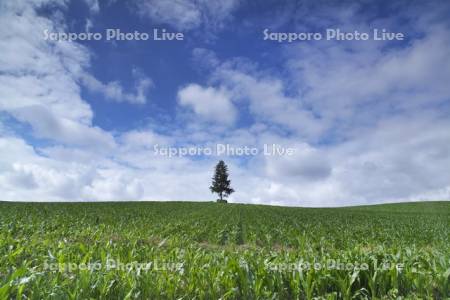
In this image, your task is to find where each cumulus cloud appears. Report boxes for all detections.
[216,66,325,138]
[0,0,149,150]
[81,71,153,104]
[0,133,215,202]
[0,4,91,121]
[0,0,116,149]
[285,29,450,137]
[0,136,130,201]
[178,60,325,136]
[11,105,115,149]
[178,84,237,125]
[329,114,450,203]
[274,3,450,146]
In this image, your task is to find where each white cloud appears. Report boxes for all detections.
[81,170,144,201]
[217,67,325,138]
[120,129,171,149]
[284,25,450,141]
[11,105,115,149]
[0,136,95,201]
[0,1,116,149]
[84,0,100,14]
[192,48,220,70]
[329,113,450,203]
[0,135,122,201]
[135,0,239,31]
[81,72,152,104]
[0,133,214,202]
[178,84,237,125]
[265,143,331,181]
[0,0,148,150]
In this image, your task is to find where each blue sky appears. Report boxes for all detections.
[0,0,449,206]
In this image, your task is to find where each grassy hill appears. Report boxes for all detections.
[0,201,448,299]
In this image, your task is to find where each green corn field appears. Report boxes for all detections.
[0,201,449,299]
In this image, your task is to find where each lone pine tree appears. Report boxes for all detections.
[210,160,234,203]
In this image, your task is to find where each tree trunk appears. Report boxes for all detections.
[220,192,223,201]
